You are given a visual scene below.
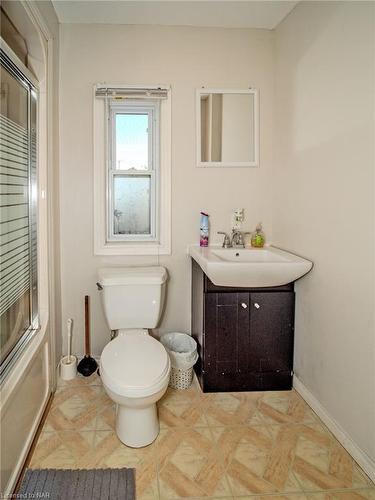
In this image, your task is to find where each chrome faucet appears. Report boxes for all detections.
[231,229,245,248]
[217,230,245,248]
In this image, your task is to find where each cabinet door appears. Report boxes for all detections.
[204,292,249,376]
[248,292,294,372]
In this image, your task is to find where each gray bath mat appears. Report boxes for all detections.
[18,468,135,499]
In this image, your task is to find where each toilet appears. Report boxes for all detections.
[97,266,170,448]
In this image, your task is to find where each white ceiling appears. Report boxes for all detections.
[52,1,298,29]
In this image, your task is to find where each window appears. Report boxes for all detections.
[0,45,38,372]
[93,86,171,255]
[108,101,159,241]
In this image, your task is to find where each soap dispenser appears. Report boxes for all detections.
[251,223,265,248]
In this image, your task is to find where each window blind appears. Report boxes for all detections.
[95,86,169,99]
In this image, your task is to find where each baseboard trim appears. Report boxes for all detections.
[293,375,375,483]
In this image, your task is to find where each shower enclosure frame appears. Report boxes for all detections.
[0,40,40,382]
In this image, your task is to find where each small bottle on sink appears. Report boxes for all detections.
[251,223,265,248]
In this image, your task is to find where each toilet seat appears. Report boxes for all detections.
[100,334,170,398]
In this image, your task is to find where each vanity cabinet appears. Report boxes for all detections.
[191,259,295,392]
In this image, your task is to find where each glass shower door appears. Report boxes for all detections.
[0,52,38,369]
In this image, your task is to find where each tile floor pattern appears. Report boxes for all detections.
[29,373,375,500]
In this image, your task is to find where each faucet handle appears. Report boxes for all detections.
[231,230,245,248]
[217,232,231,248]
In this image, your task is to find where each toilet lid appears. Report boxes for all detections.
[101,334,169,390]
[98,266,167,286]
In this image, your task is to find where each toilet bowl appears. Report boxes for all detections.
[97,267,169,448]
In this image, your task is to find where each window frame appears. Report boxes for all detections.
[93,84,171,256]
[107,101,160,242]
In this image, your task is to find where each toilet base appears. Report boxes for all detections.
[116,402,159,448]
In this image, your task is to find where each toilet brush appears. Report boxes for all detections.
[77,295,98,377]
[60,318,77,381]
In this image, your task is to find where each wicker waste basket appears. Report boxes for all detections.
[160,333,198,390]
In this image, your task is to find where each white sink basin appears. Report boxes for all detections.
[211,248,290,263]
[189,245,313,287]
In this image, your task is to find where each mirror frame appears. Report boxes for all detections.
[196,88,259,168]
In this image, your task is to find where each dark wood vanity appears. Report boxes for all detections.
[191,259,295,392]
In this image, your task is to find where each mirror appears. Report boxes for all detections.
[196,88,259,167]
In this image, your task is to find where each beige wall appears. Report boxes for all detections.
[274,2,374,462]
[59,24,275,357]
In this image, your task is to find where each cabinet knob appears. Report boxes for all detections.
[254,302,260,309]
[241,303,248,309]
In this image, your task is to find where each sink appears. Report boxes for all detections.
[211,248,290,263]
[189,245,313,287]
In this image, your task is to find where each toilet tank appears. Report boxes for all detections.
[97,267,168,330]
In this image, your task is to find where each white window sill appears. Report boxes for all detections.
[94,241,171,256]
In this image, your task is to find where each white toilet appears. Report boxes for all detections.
[97,266,170,448]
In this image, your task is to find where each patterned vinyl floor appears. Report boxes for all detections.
[29,373,375,500]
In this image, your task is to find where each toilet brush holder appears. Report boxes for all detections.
[60,355,77,381]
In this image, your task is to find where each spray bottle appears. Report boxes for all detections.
[200,212,209,247]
